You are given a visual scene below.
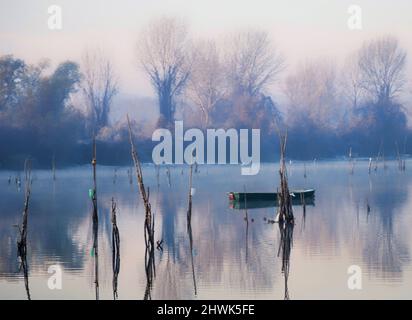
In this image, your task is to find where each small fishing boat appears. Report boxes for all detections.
[228,189,315,203]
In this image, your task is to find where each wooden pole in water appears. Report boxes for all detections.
[111,197,120,300]
[187,164,193,221]
[243,184,249,263]
[17,159,32,300]
[113,168,117,184]
[349,147,354,174]
[166,166,171,187]
[186,164,197,296]
[52,153,56,181]
[126,114,156,298]
[368,158,372,174]
[92,137,97,199]
[304,163,307,179]
[278,133,294,223]
[156,165,160,188]
[126,115,154,249]
[91,135,99,300]
[401,137,407,171]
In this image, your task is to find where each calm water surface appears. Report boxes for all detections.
[1,161,412,299]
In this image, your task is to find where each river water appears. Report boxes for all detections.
[0,161,411,299]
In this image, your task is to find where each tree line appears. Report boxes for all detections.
[0,17,410,167]
[138,18,409,159]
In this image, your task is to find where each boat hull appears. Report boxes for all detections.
[228,189,315,202]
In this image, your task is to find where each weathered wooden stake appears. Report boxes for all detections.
[186,164,197,295]
[91,135,99,300]
[52,153,56,181]
[126,115,156,299]
[111,198,120,300]
[277,133,294,223]
[17,159,32,300]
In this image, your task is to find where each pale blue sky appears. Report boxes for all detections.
[1,0,411,97]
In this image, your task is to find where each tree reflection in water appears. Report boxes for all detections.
[277,221,294,300]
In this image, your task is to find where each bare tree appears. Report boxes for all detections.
[357,36,406,103]
[186,40,225,127]
[138,17,191,127]
[284,59,338,128]
[342,53,365,109]
[82,49,118,131]
[226,30,285,97]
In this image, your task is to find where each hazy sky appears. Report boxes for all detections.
[1,0,412,98]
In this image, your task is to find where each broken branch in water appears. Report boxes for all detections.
[113,168,117,185]
[91,135,99,300]
[348,147,354,174]
[126,114,155,251]
[126,114,156,299]
[156,164,160,189]
[166,166,172,187]
[52,153,56,181]
[243,184,249,263]
[277,133,294,224]
[17,159,32,300]
[187,164,193,223]
[186,164,197,296]
[111,197,120,300]
[368,157,372,174]
[91,135,98,221]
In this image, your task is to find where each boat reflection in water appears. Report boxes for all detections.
[229,189,310,299]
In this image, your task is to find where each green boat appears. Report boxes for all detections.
[228,189,315,203]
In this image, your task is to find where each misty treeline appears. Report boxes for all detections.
[0,58,86,167]
[0,50,129,168]
[0,17,410,168]
[139,18,410,160]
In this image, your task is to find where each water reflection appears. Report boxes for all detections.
[0,162,412,299]
[187,222,197,296]
[346,169,411,281]
[18,248,30,300]
[143,237,155,300]
[91,205,99,300]
[277,222,294,300]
